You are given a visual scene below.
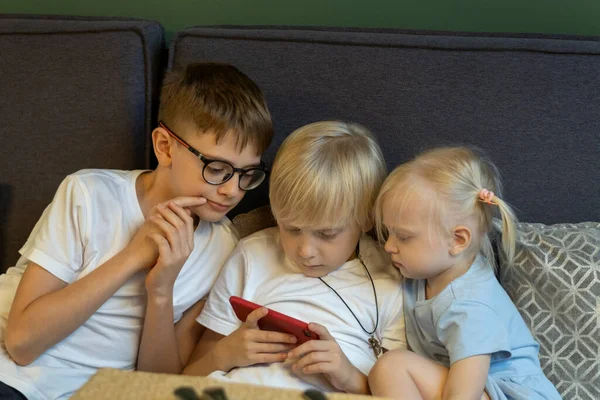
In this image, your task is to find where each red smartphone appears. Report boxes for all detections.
[229,296,319,344]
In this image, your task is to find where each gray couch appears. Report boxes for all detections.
[1,16,598,399]
[0,14,164,271]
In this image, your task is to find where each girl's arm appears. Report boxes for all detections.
[368,349,491,400]
[436,299,507,400]
[443,355,491,400]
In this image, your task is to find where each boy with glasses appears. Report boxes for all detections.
[0,62,273,400]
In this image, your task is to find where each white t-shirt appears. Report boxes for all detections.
[0,169,238,400]
[197,227,406,392]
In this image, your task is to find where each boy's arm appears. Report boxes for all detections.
[178,237,296,376]
[175,299,207,365]
[4,174,160,366]
[5,195,200,366]
[5,253,143,365]
[182,328,227,376]
[136,291,206,373]
[288,323,369,395]
[443,355,491,400]
[136,199,209,374]
[183,308,297,376]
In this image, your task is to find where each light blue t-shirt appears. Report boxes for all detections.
[404,255,561,399]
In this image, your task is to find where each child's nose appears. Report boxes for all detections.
[218,174,242,198]
[384,237,398,254]
[298,239,316,260]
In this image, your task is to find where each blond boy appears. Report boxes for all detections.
[184,121,406,394]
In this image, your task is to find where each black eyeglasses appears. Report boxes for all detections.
[159,121,267,191]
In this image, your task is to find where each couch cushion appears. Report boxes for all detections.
[231,205,276,239]
[495,220,600,400]
[0,15,164,270]
[168,27,600,224]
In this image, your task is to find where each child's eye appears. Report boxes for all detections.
[207,167,225,174]
[285,226,301,234]
[387,227,410,242]
[316,231,339,240]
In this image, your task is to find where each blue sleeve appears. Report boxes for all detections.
[436,300,511,365]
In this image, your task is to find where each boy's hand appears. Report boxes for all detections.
[145,198,206,298]
[213,307,298,372]
[124,214,162,272]
[289,323,365,394]
[123,197,206,273]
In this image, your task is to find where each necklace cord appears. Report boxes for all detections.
[318,243,379,335]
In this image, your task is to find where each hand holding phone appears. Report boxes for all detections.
[288,322,365,394]
[211,298,300,371]
[230,296,320,344]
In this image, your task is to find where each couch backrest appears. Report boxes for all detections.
[169,26,600,224]
[0,15,164,270]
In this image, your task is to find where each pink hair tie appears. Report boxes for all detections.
[478,189,498,206]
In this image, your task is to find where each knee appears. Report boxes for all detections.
[368,349,412,386]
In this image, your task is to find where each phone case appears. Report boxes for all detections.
[229,296,319,344]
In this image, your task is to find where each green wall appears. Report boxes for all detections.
[3,0,599,42]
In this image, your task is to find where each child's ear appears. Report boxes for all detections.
[449,225,472,256]
[152,127,174,166]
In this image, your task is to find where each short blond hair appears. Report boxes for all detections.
[374,146,518,267]
[270,121,386,231]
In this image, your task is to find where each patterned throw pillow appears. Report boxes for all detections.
[494,220,599,400]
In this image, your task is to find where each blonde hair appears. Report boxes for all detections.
[270,121,386,231]
[158,62,273,153]
[374,146,518,267]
